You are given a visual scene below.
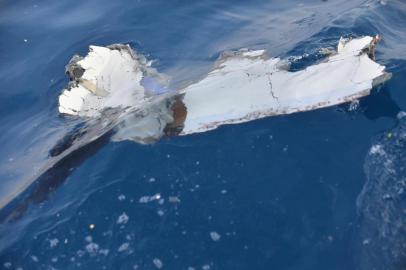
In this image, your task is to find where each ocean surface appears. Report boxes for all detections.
[0,0,406,269]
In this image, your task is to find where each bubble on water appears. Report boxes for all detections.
[118,243,130,252]
[117,212,129,224]
[118,194,126,201]
[157,209,165,216]
[153,258,163,269]
[49,238,59,248]
[210,232,221,241]
[149,177,156,182]
[3,262,12,269]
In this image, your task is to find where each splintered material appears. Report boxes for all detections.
[58,36,390,136]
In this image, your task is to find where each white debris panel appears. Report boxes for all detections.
[180,36,390,134]
[58,36,390,136]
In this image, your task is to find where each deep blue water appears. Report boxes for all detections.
[0,0,406,269]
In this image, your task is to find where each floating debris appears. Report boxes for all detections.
[58,36,390,139]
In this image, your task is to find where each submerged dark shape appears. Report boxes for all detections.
[0,122,114,223]
[355,113,406,270]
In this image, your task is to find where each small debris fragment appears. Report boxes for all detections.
[89,224,96,230]
[118,194,126,201]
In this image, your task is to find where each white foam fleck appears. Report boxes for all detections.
[49,238,59,248]
[210,232,221,241]
[116,212,129,224]
[99,249,109,256]
[118,243,130,252]
[85,235,93,243]
[370,144,386,156]
[85,243,99,256]
[168,196,180,203]
[153,258,163,269]
[139,193,161,203]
